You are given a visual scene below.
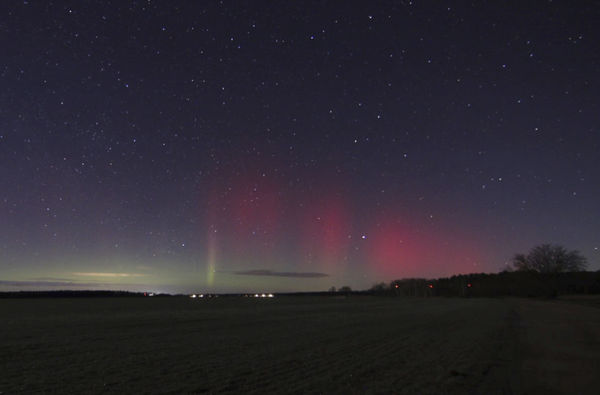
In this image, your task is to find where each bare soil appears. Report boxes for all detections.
[1,296,598,394]
[506,298,600,395]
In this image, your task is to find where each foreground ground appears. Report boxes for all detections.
[1,295,598,394]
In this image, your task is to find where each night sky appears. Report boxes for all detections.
[1,1,599,294]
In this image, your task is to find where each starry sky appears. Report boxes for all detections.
[1,1,599,294]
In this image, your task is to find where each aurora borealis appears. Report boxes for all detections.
[1,1,599,293]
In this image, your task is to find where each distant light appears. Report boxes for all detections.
[428,284,433,289]
[199,294,204,298]
[394,284,399,289]
[467,283,472,288]
[190,294,197,298]
[261,293,267,298]
[361,235,367,239]
[268,293,274,298]
[254,294,259,298]
[149,292,155,296]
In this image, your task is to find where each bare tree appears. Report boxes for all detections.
[370,282,387,293]
[511,244,587,273]
[511,253,530,271]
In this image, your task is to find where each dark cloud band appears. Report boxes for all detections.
[232,270,329,278]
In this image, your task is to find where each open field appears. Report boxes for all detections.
[1,296,599,394]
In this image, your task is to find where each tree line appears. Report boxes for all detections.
[368,244,599,298]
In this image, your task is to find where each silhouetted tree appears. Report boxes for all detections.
[370,282,387,293]
[338,286,352,293]
[511,253,529,271]
[511,244,587,273]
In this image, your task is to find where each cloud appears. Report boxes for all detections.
[0,280,81,287]
[30,277,75,282]
[0,279,151,289]
[72,272,147,278]
[232,269,329,278]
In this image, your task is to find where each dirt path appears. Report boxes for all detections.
[508,299,600,394]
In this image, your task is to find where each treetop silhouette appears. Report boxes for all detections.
[511,244,587,273]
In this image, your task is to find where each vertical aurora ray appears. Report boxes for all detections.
[206,232,217,287]
[203,183,222,289]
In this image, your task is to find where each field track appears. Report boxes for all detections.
[507,298,600,394]
[1,296,598,394]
